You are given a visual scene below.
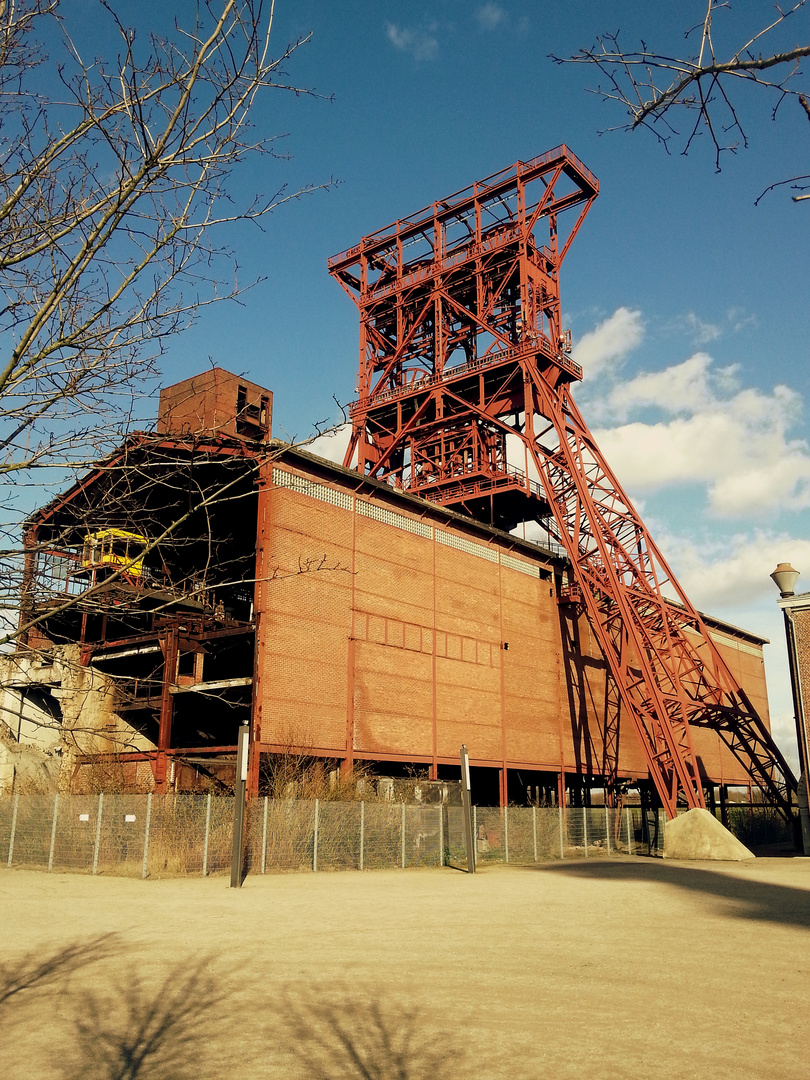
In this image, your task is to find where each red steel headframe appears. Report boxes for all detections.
[329,147,797,821]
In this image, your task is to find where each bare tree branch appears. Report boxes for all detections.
[0,0,334,480]
[552,0,810,195]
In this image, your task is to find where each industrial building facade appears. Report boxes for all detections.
[257,443,770,806]
[3,146,793,818]
[2,367,770,807]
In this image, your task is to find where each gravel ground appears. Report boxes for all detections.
[1,856,809,1080]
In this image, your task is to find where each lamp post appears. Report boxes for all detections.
[770,563,810,855]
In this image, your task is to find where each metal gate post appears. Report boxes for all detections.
[261,796,268,874]
[360,801,365,872]
[504,806,509,864]
[141,793,152,879]
[605,805,611,856]
[583,806,588,858]
[460,745,476,873]
[559,805,565,859]
[47,793,59,872]
[230,724,250,889]
[7,791,18,868]
[439,804,444,866]
[92,793,103,875]
[401,803,406,869]
[313,798,319,872]
[202,792,212,877]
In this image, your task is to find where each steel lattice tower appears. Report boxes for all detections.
[328,146,797,822]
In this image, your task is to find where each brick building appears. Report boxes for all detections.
[776,585,810,787]
[4,369,773,807]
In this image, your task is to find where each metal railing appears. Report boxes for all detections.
[414,461,544,504]
[350,337,581,417]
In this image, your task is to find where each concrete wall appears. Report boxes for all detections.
[0,646,155,793]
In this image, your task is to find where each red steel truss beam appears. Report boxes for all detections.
[525,373,797,819]
[331,147,797,821]
[331,146,597,531]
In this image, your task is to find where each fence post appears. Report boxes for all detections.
[202,793,212,877]
[625,806,634,855]
[141,792,152,880]
[559,805,565,859]
[313,798,319,873]
[583,806,588,858]
[7,791,19,868]
[504,805,509,864]
[261,796,268,874]
[47,793,59,872]
[439,804,444,866]
[92,792,103,875]
[605,806,611,856]
[359,801,365,872]
[532,805,537,862]
[229,724,250,889]
[401,803,406,869]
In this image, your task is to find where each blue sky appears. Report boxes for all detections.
[123,1,809,767]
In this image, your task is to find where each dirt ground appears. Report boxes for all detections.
[1,856,809,1080]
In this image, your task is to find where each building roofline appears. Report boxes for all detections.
[270,439,567,567]
[23,427,769,649]
[777,591,810,612]
[272,441,770,647]
[28,429,263,529]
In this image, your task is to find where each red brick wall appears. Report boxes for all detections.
[253,462,768,789]
[793,608,810,731]
[157,368,271,440]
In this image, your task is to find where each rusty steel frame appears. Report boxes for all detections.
[331,147,797,821]
[330,145,596,531]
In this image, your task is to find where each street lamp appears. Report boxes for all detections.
[770,563,810,854]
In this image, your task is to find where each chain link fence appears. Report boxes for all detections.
[0,793,676,878]
[245,799,446,873]
[442,804,665,865]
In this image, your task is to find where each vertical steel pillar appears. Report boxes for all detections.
[230,723,250,888]
[155,626,178,793]
[460,745,476,874]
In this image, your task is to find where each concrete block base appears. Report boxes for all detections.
[663,807,755,861]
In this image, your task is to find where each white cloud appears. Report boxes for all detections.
[608,352,716,417]
[727,306,758,333]
[301,423,353,466]
[685,312,721,344]
[590,348,810,517]
[573,307,644,379]
[660,530,810,611]
[476,3,506,29]
[385,23,439,62]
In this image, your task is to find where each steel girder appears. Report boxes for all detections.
[330,147,797,822]
[525,373,796,820]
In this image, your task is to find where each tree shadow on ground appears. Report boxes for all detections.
[1,940,466,1080]
[0,939,230,1080]
[0,934,119,1011]
[276,982,466,1080]
[65,960,229,1080]
[528,858,810,929]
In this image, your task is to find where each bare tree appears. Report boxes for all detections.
[554,0,810,200]
[0,2,340,782]
[0,0,328,480]
[0,0,335,645]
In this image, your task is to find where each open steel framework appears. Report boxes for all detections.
[329,145,797,822]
